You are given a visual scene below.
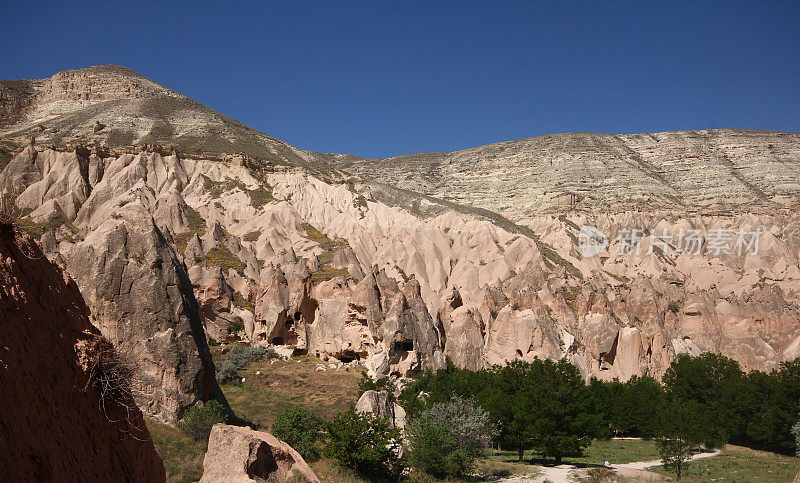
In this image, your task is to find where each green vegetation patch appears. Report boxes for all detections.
[487,438,661,467]
[174,205,207,253]
[301,222,350,283]
[248,187,275,209]
[202,174,244,199]
[200,174,275,209]
[185,205,206,232]
[16,212,79,240]
[146,420,206,483]
[200,245,246,273]
[0,148,13,172]
[243,230,261,242]
[232,291,255,311]
[652,444,800,482]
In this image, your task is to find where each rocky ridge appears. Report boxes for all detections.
[329,130,800,218]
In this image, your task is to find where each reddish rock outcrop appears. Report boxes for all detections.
[0,225,165,481]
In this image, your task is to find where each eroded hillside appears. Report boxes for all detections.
[1,66,799,420]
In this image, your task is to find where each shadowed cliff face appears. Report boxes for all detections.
[0,225,165,481]
[1,65,799,387]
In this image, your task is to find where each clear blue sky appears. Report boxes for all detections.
[2,1,798,158]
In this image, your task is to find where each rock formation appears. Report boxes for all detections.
[356,390,406,429]
[328,129,800,218]
[0,146,231,424]
[200,424,319,483]
[0,224,165,481]
[1,65,799,388]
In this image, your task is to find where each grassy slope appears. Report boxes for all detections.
[224,353,364,428]
[146,420,206,483]
[652,444,800,482]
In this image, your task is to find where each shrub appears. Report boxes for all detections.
[178,400,228,441]
[357,372,394,395]
[228,320,243,335]
[0,189,20,227]
[231,291,254,311]
[408,396,493,478]
[248,187,275,209]
[324,408,405,480]
[200,245,246,273]
[793,419,800,456]
[585,467,617,481]
[215,343,276,384]
[215,358,241,384]
[271,406,324,461]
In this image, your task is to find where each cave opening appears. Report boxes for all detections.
[393,340,414,352]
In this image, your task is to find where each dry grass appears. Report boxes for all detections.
[310,458,365,483]
[215,352,363,429]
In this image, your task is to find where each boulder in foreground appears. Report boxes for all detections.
[200,424,320,482]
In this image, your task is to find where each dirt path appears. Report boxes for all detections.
[497,448,722,482]
[614,448,722,470]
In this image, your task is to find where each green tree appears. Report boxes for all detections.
[487,360,537,461]
[324,408,405,480]
[407,396,493,478]
[617,376,664,437]
[655,397,704,480]
[399,358,495,418]
[271,406,324,461]
[485,359,597,463]
[743,359,800,454]
[662,352,745,447]
[525,358,597,463]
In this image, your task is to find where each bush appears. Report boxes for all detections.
[324,408,405,480]
[215,358,241,384]
[409,418,472,478]
[215,343,276,384]
[178,400,228,441]
[228,320,243,336]
[357,372,394,394]
[271,406,324,461]
[408,396,493,478]
[585,467,616,482]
